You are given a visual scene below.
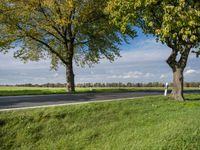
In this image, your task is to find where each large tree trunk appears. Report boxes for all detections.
[66,58,75,93]
[171,67,184,101]
[66,37,75,93]
[166,47,190,101]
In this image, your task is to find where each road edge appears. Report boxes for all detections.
[0,95,160,112]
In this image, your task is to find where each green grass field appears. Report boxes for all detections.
[1,94,200,149]
[0,86,199,96]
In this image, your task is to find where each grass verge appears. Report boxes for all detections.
[0,94,200,149]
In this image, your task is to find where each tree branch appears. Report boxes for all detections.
[166,49,178,70]
[178,47,191,68]
[16,23,67,64]
[28,35,67,64]
[74,40,89,46]
[38,1,67,41]
[192,50,200,57]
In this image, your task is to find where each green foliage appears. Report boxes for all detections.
[1,94,200,149]
[106,0,200,54]
[0,1,16,53]
[107,0,199,100]
[0,0,136,69]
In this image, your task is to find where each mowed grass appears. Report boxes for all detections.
[0,86,199,96]
[0,87,67,96]
[1,94,200,150]
[0,86,163,96]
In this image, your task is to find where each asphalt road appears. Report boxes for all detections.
[0,90,199,110]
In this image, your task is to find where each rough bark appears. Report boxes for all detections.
[65,38,75,93]
[66,59,75,93]
[171,67,184,101]
[166,47,190,101]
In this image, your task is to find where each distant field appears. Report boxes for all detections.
[0,87,67,96]
[0,86,199,96]
[1,94,200,149]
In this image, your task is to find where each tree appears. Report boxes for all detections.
[106,0,200,101]
[192,50,200,57]
[0,0,135,92]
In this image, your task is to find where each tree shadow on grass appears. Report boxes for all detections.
[185,94,200,101]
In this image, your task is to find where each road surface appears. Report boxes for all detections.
[0,90,199,110]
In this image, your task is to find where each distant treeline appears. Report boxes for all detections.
[77,82,165,87]
[77,82,200,88]
[0,82,200,88]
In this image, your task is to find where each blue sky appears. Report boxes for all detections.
[0,29,199,85]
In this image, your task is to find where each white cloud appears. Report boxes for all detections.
[185,69,200,76]
[114,46,170,64]
[53,73,59,77]
[0,36,199,84]
[160,74,167,79]
[144,73,154,78]
[0,52,50,70]
[107,71,154,80]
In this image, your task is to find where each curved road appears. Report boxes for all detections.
[0,90,199,110]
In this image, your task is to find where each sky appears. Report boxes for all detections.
[0,29,199,85]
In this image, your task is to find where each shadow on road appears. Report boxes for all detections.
[0,90,199,109]
[0,91,163,109]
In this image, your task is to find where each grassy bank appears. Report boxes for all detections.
[0,94,200,149]
[0,86,199,96]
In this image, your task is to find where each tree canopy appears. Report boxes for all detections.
[106,0,200,100]
[1,0,134,67]
[107,0,200,50]
[0,0,135,92]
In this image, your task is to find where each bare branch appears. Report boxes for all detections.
[74,40,89,46]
